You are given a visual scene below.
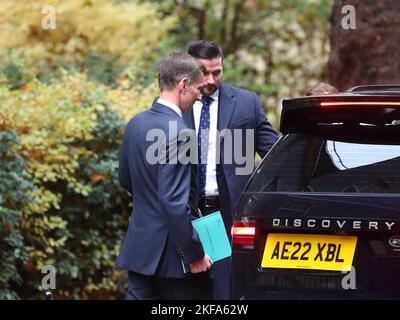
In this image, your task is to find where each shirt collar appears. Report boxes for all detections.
[157,98,182,118]
[197,89,219,106]
[210,89,219,101]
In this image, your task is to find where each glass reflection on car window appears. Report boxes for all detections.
[326,141,400,170]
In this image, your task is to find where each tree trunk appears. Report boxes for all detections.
[328,0,400,91]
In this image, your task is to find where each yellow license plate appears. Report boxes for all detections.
[261,233,357,271]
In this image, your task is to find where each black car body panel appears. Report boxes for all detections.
[231,85,400,299]
[232,193,400,299]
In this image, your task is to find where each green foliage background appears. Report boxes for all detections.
[0,0,333,299]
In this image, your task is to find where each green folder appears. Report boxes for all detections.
[191,211,232,263]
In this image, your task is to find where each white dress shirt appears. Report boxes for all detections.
[157,98,182,118]
[193,90,219,196]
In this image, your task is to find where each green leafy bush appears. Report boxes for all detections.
[0,131,33,299]
[0,0,175,299]
[0,76,134,299]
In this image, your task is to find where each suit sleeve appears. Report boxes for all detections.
[157,137,205,265]
[119,124,133,194]
[253,92,279,158]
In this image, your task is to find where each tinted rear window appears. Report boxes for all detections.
[247,134,400,194]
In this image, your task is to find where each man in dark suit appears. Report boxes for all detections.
[117,52,213,300]
[185,40,279,299]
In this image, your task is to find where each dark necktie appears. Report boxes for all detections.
[198,95,213,196]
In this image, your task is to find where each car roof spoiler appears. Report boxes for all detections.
[280,86,400,140]
[347,84,400,95]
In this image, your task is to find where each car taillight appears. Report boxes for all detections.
[320,101,400,108]
[231,222,256,246]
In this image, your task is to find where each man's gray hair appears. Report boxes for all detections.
[158,52,204,92]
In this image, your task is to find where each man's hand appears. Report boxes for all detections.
[189,254,213,273]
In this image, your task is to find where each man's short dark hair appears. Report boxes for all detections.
[187,40,224,61]
[157,52,204,92]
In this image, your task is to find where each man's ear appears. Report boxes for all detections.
[178,78,189,93]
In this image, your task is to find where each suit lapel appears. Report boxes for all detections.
[218,83,236,132]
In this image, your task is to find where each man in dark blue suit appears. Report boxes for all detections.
[117,52,213,299]
[185,40,279,299]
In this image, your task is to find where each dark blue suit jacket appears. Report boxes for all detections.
[183,83,279,227]
[117,101,204,278]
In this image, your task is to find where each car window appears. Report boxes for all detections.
[326,141,400,170]
[247,134,400,194]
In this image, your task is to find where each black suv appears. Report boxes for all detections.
[231,85,400,299]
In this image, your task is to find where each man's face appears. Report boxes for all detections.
[198,57,223,96]
[180,76,204,113]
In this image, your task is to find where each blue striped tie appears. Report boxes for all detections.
[198,95,213,196]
